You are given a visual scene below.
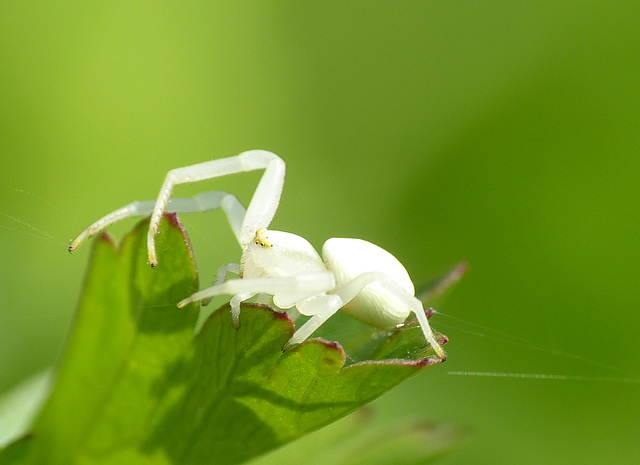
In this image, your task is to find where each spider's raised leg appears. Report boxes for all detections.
[69,191,246,252]
[286,271,446,361]
[147,150,285,266]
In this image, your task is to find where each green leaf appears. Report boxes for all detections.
[0,215,446,465]
[0,370,51,449]
[249,410,465,465]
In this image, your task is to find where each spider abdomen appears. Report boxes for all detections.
[322,238,415,329]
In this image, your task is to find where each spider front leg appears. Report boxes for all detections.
[177,273,336,328]
[69,191,246,252]
[147,150,285,266]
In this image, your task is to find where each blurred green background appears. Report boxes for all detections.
[2,1,639,464]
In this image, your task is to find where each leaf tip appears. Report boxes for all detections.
[269,305,295,325]
[163,212,182,229]
[291,337,348,369]
[96,231,116,248]
[314,338,345,355]
[154,213,197,269]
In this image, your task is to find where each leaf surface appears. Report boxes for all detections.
[0,215,446,465]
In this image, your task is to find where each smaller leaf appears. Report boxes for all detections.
[416,261,468,305]
[0,370,51,449]
[249,409,466,465]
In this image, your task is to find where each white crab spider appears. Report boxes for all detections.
[70,150,446,360]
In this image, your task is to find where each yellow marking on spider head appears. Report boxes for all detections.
[254,228,273,248]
